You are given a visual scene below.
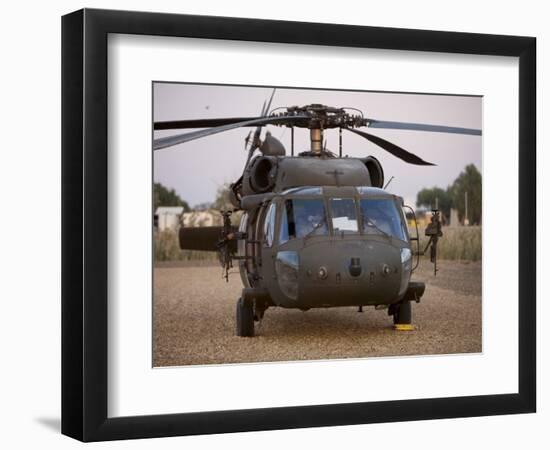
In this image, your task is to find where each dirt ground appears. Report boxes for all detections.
[153,260,481,366]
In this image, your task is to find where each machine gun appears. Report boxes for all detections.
[216,210,249,282]
[423,209,443,275]
[216,210,236,282]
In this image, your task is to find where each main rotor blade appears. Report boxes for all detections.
[154,117,258,130]
[154,115,306,150]
[345,128,436,166]
[259,100,267,116]
[154,88,277,131]
[365,119,482,136]
[264,88,276,115]
[251,88,278,150]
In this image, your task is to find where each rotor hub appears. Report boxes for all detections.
[281,104,365,130]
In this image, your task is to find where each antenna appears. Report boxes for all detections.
[383,176,395,190]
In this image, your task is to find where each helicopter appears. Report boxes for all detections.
[154,91,481,337]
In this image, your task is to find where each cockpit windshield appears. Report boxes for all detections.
[277,192,407,244]
[330,198,358,234]
[359,198,407,241]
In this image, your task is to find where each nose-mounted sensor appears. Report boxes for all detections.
[349,257,362,277]
[318,266,328,280]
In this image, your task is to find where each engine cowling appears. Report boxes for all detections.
[363,156,384,188]
[243,155,278,195]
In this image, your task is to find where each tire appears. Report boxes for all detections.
[393,300,412,325]
[236,297,255,337]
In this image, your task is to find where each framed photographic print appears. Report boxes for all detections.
[61,8,536,441]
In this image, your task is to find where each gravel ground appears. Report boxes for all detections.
[153,260,481,366]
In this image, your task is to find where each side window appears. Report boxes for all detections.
[400,207,410,240]
[264,203,276,247]
[279,202,289,245]
[237,212,248,256]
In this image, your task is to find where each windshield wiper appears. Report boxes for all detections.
[303,220,326,240]
[363,216,392,240]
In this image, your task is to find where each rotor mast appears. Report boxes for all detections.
[307,104,327,154]
[310,128,323,154]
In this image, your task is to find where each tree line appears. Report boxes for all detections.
[154,182,231,212]
[416,164,481,225]
[153,182,190,212]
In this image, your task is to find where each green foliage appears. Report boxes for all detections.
[448,164,482,225]
[416,164,482,226]
[153,182,190,211]
[211,183,234,211]
[416,187,453,221]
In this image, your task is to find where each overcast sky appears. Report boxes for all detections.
[153,83,482,207]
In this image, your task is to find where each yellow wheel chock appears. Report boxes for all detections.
[394,324,415,331]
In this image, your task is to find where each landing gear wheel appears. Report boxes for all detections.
[393,300,412,325]
[236,297,255,337]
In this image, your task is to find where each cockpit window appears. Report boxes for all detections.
[281,198,328,242]
[360,198,407,241]
[330,198,358,234]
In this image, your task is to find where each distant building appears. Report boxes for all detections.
[154,206,184,231]
[182,210,222,227]
[405,209,429,229]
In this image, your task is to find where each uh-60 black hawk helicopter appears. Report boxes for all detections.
[154,90,481,337]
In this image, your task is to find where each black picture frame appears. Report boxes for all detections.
[61,8,536,442]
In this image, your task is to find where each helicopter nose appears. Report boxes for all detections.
[298,240,401,307]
